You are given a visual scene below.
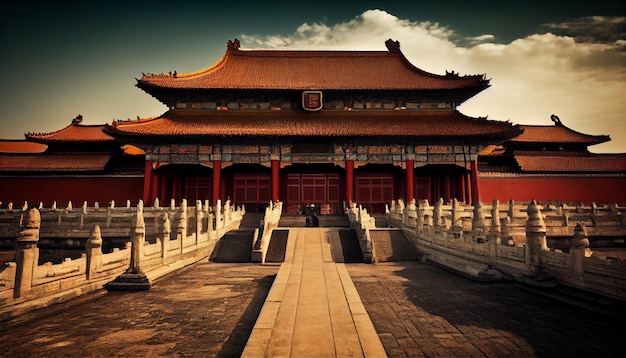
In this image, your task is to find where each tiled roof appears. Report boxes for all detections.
[514,151,626,172]
[136,39,489,92]
[25,116,116,144]
[0,153,111,172]
[106,110,520,139]
[0,140,47,153]
[510,124,609,145]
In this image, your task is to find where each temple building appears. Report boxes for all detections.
[0,116,144,206]
[1,39,625,211]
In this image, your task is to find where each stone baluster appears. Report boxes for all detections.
[178,199,188,245]
[128,200,146,274]
[417,199,427,233]
[215,199,223,229]
[472,201,486,243]
[196,200,204,243]
[85,225,103,280]
[224,199,231,228]
[14,208,40,299]
[490,199,501,245]
[433,198,443,234]
[161,213,171,260]
[525,200,548,271]
[153,197,160,209]
[571,222,592,276]
[451,198,462,238]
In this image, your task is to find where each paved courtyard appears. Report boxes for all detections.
[1,259,624,357]
[348,262,625,357]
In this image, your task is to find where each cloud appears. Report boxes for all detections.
[467,34,495,45]
[240,10,626,153]
[541,16,626,45]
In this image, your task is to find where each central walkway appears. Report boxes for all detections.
[243,228,387,357]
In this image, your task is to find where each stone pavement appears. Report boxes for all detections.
[348,262,626,357]
[0,263,280,357]
[1,228,625,357]
[242,227,386,357]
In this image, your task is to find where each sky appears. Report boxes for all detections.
[1,1,625,153]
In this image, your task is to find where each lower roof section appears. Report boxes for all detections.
[105,109,520,141]
[514,151,626,172]
[0,153,111,172]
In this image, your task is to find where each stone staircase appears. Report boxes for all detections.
[278,215,350,228]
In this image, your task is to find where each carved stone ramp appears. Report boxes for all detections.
[242,228,387,357]
[264,229,289,263]
[209,230,254,262]
[329,228,364,263]
[370,229,422,262]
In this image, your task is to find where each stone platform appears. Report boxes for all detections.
[242,228,386,357]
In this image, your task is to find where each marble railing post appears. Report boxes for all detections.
[490,199,501,244]
[14,208,40,299]
[85,225,103,280]
[525,200,548,271]
[177,200,187,255]
[215,200,223,230]
[161,213,171,260]
[223,199,231,228]
[128,201,146,274]
[196,200,204,244]
[472,201,486,243]
[417,200,427,233]
[451,198,462,238]
[405,199,416,228]
[571,222,592,274]
[433,198,444,234]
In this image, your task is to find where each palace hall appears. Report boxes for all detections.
[1,39,625,212]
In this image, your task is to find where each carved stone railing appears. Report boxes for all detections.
[0,198,244,321]
[380,198,626,300]
[345,202,377,263]
[251,201,283,263]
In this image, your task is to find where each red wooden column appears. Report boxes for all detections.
[212,160,221,205]
[444,172,451,202]
[465,171,472,204]
[405,159,414,202]
[470,159,481,204]
[345,159,354,203]
[271,159,280,202]
[142,160,153,204]
[460,174,467,203]
[149,171,159,205]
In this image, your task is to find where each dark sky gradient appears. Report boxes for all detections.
[1,1,624,145]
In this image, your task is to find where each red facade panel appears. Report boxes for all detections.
[479,176,626,204]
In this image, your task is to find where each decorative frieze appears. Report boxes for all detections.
[144,142,478,166]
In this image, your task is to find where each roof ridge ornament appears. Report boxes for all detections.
[550,114,563,126]
[227,39,241,54]
[385,39,401,53]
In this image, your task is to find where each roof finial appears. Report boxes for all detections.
[72,114,83,125]
[385,39,401,53]
[227,39,241,54]
[550,114,562,126]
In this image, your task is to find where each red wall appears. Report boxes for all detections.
[479,176,626,204]
[0,177,143,208]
